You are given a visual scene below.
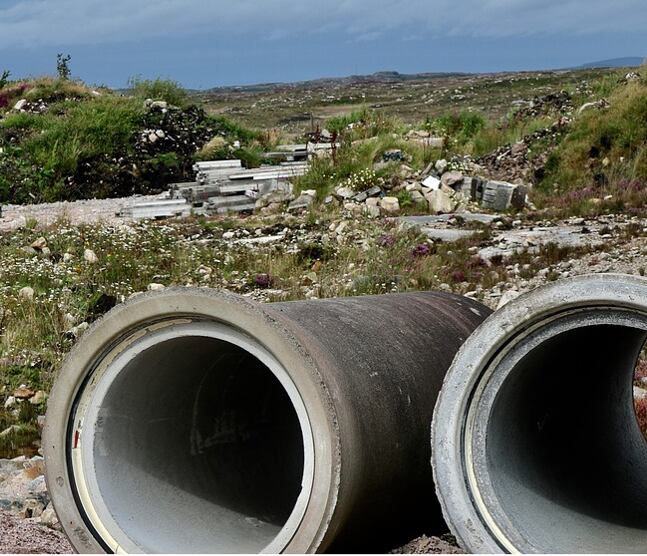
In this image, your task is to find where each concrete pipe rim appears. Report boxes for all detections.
[43,288,340,554]
[431,274,647,554]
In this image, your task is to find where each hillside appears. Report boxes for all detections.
[579,57,645,69]
[0,78,261,203]
[2,65,645,214]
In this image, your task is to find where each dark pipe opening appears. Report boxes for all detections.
[486,324,647,553]
[92,335,304,553]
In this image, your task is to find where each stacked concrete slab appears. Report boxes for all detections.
[451,176,529,211]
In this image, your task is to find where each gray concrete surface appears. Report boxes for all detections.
[44,289,490,554]
[432,274,647,553]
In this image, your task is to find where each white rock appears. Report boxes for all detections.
[422,175,441,191]
[19,287,34,300]
[29,391,47,405]
[30,237,47,250]
[335,222,349,235]
[13,99,28,111]
[380,197,400,214]
[84,249,99,264]
[63,252,74,263]
[148,283,166,292]
[40,503,60,528]
[634,386,647,400]
[333,186,355,200]
[222,231,236,240]
[4,396,16,410]
[425,189,454,213]
[71,322,89,338]
[435,159,448,174]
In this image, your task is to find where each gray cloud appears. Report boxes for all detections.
[0,0,646,49]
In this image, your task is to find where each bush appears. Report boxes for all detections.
[56,53,72,80]
[0,70,10,90]
[128,77,188,107]
[426,111,486,146]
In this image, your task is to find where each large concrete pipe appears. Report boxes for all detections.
[432,274,647,554]
[43,288,489,554]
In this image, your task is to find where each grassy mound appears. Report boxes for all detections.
[0,78,260,203]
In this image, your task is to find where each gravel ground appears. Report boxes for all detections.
[1,198,646,554]
[0,194,163,233]
[393,534,465,554]
[0,511,72,554]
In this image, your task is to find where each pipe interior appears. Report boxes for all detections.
[485,322,647,553]
[90,335,305,553]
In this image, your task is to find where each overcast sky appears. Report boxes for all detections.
[0,0,645,88]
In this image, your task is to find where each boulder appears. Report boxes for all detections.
[426,189,455,214]
[380,197,400,214]
[30,238,47,251]
[481,181,529,211]
[255,187,295,209]
[441,171,464,188]
[333,186,355,201]
[147,283,165,292]
[363,204,381,218]
[83,249,99,264]
[19,287,34,300]
[435,159,448,174]
[288,191,316,212]
[410,190,426,204]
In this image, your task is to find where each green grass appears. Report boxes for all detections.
[128,76,189,107]
[469,115,556,157]
[0,76,264,202]
[26,96,143,174]
[536,70,647,211]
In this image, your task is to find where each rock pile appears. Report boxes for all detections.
[478,117,571,184]
[510,90,573,121]
[323,155,530,217]
[12,98,48,115]
[0,456,57,527]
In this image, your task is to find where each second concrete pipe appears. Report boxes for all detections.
[433,274,647,554]
[43,288,490,553]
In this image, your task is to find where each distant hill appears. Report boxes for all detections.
[578,57,644,69]
[204,70,470,94]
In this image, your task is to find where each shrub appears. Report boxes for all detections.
[56,53,72,80]
[128,76,188,107]
[0,70,10,90]
[426,111,486,146]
